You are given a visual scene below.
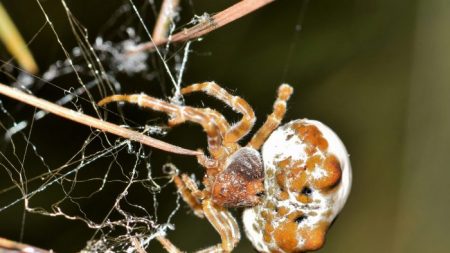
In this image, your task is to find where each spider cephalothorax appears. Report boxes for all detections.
[212,147,264,208]
[98,82,351,253]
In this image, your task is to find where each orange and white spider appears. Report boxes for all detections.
[98,82,352,253]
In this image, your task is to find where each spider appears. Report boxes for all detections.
[98,82,352,253]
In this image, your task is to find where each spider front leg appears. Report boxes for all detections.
[98,93,229,159]
[181,82,256,144]
[247,84,293,149]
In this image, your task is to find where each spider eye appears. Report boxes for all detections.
[301,186,312,196]
[294,214,307,224]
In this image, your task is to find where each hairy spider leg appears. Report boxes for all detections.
[201,199,240,252]
[173,174,204,218]
[159,175,240,253]
[181,82,256,144]
[98,94,229,159]
[168,107,230,140]
[157,236,223,253]
[177,176,240,252]
[195,245,223,253]
[168,106,232,161]
[247,84,293,150]
[156,236,184,253]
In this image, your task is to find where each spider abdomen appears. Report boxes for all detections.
[243,119,352,253]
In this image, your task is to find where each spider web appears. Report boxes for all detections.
[0,0,199,251]
[0,1,310,252]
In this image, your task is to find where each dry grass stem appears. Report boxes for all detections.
[129,0,275,54]
[0,237,52,253]
[0,3,38,74]
[0,82,202,156]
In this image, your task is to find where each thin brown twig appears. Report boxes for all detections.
[0,237,52,253]
[128,0,275,54]
[0,82,202,156]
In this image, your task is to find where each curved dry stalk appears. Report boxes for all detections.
[0,82,202,156]
[129,0,275,54]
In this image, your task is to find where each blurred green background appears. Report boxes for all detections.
[1,0,450,252]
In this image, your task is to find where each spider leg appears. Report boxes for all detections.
[160,181,239,253]
[181,82,256,144]
[155,174,207,253]
[98,94,228,158]
[247,84,293,150]
[172,177,242,252]
[156,236,185,253]
[201,199,240,252]
[170,107,231,161]
[195,244,224,253]
[157,236,223,253]
[168,107,230,139]
[173,173,204,218]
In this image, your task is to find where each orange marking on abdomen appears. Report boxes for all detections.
[313,154,342,189]
[273,221,299,252]
[300,222,328,251]
[293,123,329,152]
